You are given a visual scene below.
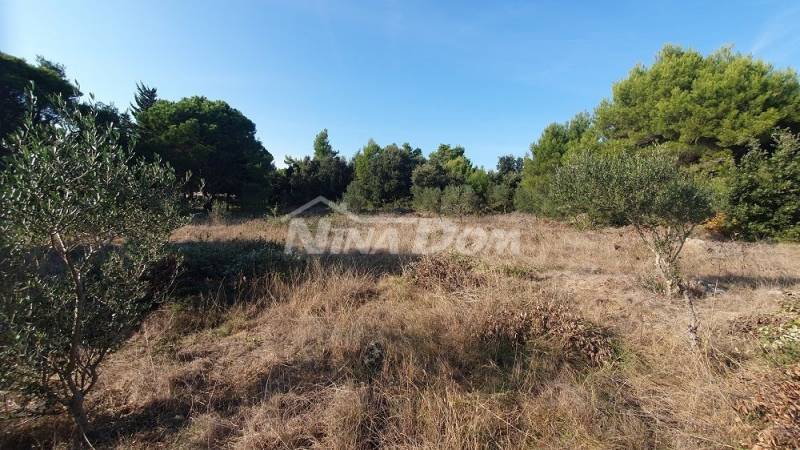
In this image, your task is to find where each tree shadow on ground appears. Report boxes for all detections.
[696,274,800,290]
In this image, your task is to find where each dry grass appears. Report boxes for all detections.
[3,214,800,449]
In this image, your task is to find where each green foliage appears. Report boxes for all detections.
[726,129,800,241]
[411,160,449,190]
[313,128,337,158]
[348,140,423,209]
[550,150,713,295]
[551,150,713,227]
[487,155,523,213]
[135,96,275,204]
[279,129,352,206]
[486,182,514,213]
[0,93,187,435]
[174,240,305,296]
[516,112,593,213]
[595,45,800,154]
[516,45,800,240]
[466,168,490,198]
[440,185,481,216]
[0,53,80,156]
[411,185,442,213]
[129,82,157,119]
[341,180,370,213]
[209,198,234,224]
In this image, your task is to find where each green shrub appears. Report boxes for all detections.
[411,186,442,213]
[209,198,233,224]
[440,185,482,216]
[725,129,800,241]
[486,182,513,213]
[174,239,305,296]
[550,151,713,297]
[342,181,370,213]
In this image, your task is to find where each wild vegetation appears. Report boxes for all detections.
[1,42,800,449]
[2,45,798,240]
[1,215,798,448]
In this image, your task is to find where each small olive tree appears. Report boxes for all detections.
[549,151,713,344]
[0,92,187,445]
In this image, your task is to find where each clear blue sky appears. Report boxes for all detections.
[3,1,800,168]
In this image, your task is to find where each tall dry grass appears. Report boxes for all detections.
[3,214,800,449]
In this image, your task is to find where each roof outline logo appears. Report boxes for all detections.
[281,196,418,224]
[281,196,364,222]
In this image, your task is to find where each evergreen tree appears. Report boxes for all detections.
[313,128,337,158]
[130,82,158,119]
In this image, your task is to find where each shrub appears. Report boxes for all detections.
[411,186,442,213]
[0,92,187,445]
[440,185,481,217]
[404,253,485,291]
[209,198,233,224]
[486,182,513,213]
[726,129,800,241]
[342,181,370,213]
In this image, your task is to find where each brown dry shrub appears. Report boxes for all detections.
[736,364,800,449]
[729,314,787,336]
[472,298,615,368]
[404,252,486,291]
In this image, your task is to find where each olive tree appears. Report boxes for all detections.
[0,92,188,446]
[549,151,713,345]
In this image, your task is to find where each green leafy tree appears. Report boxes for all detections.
[726,129,800,241]
[550,151,713,293]
[0,93,188,445]
[496,155,523,179]
[486,182,513,213]
[0,53,80,156]
[549,150,712,344]
[516,112,592,213]
[134,96,275,208]
[313,128,337,158]
[411,160,449,190]
[487,155,523,213]
[466,168,490,200]
[348,140,423,209]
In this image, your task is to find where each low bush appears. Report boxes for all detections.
[411,186,442,214]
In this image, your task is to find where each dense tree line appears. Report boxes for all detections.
[1,46,798,239]
[517,45,800,240]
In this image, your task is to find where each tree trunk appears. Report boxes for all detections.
[654,253,680,297]
[683,290,701,348]
[69,392,91,449]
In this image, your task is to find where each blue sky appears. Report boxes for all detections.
[3,1,800,168]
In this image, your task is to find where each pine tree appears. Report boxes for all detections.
[130,82,158,118]
[313,128,337,158]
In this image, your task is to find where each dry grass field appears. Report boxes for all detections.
[4,214,800,449]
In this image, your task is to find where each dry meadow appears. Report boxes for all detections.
[4,214,800,449]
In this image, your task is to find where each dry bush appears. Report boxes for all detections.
[403,252,486,291]
[4,215,800,449]
[737,364,800,449]
[472,297,615,368]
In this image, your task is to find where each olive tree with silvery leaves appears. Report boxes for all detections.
[0,90,188,445]
[549,150,713,346]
